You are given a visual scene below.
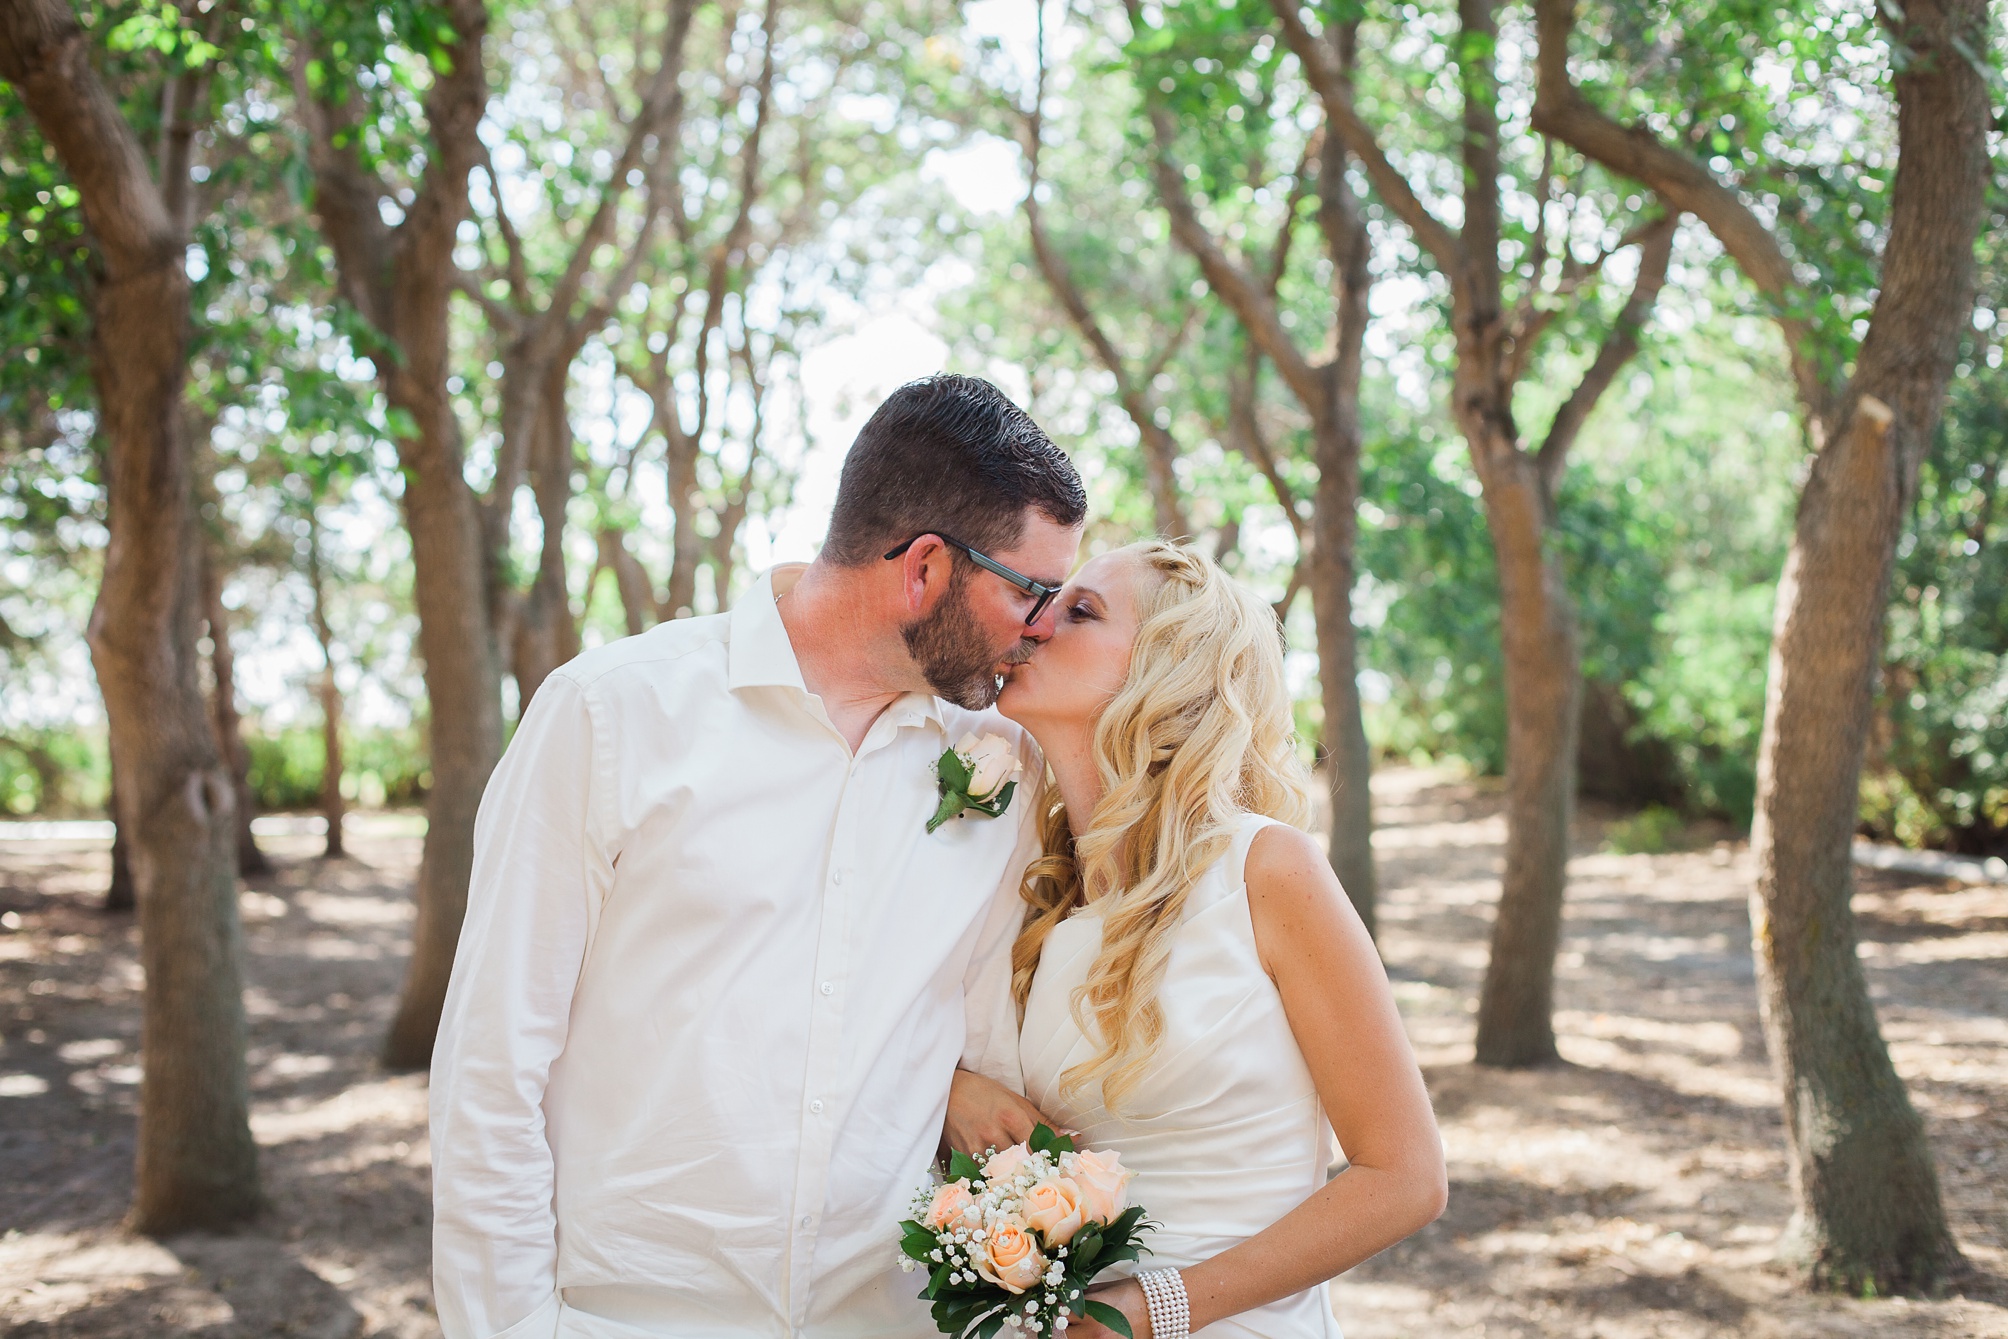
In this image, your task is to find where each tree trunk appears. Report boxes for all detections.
[599,528,655,636]
[296,0,503,1069]
[1310,415,1374,930]
[200,551,268,876]
[0,0,260,1231]
[318,668,346,859]
[1752,404,1960,1290]
[1530,0,1986,1288]
[380,355,504,1069]
[1470,434,1581,1067]
[663,413,705,619]
[105,777,135,913]
[1747,0,1985,1290]
[509,357,581,706]
[1309,96,1376,933]
[1576,677,1678,806]
[305,515,345,859]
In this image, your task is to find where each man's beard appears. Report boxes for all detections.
[902,568,1030,710]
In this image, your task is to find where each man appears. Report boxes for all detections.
[430,375,1082,1339]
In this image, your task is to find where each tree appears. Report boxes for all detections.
[0,0,260,1230]
[291,0,502,1068]
[590,0,939,631]
[1125,0,1382,930]
[1017,7,1188,542]
[303,505,346,858]
[452,0,700,704]
[1531,0,1990,1291]
[1271,0,1676,1061]
[198,468,270,877]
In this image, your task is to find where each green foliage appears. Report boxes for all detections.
[1355,414,1672,781]
[1585,0,1897,367]
[1605,804,1686,855]
[244,724,429,811]
[1867,349,2008,854]
[1627,578,1772,825]
[0,730,107,816]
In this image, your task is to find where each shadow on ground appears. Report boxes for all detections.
[3,778,2006,1338]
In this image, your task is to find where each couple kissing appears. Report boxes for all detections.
[430,374,1445,1339]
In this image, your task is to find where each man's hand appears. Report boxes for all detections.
[942,1069,1054,1157]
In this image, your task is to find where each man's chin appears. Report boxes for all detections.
[930,671,1001,712]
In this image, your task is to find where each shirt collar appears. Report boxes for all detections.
[727,567,807,693]
[727,566,946,734]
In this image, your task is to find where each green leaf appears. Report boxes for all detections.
[1028,1122,1074,1156]
[948,1149,983,1182]
[937,746,973,791]
[1083,1300,1134,1339]
[1071,1226,1104,1269]
[900,1223,937,1263]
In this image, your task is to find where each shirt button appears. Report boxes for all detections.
[830,869,845,885]
[800,1216,813,1229]
[820,981,834,996]
[809,1099,825,1114]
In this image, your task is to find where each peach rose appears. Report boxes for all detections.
[1064,1148,1134,1224]
[957,732,1021,800]
[982,1143,1032,1183]
[973,1214,1046,1294]
[925,1179,975,1230]
[1020,1174,1085,1246]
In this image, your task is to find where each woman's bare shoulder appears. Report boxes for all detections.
[1242,821,1370,968]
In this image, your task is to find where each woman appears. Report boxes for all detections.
[996,540,1445,1338]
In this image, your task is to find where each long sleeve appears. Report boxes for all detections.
[430,673,614,1339]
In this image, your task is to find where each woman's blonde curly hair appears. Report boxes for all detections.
[1010,540,1314,1112]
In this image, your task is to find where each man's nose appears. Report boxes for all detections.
[1022,601,1059,643]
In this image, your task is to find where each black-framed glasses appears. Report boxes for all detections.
[883,532,1063,626]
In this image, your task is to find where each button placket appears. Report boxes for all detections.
[785,762,860,1332]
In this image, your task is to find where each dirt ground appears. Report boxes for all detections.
[1,770,2003,1338]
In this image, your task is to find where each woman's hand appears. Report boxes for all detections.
[941,1068,1053,1157]
[1066,1277,1150,1339]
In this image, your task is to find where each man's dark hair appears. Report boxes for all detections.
[822,374,1085,566]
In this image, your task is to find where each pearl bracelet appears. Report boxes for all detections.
[1137,1267,1190,1339]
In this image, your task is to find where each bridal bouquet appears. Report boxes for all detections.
[898,1124,1151,1338]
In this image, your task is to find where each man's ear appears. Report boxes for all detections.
[896,535,953,617]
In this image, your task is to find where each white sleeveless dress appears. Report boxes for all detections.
[1018,813,1343,1339]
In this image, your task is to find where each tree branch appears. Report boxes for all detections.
[1529,0,1831,417]
[1020,29,1186,537]
[1142,99,1322,411]
[0,4,180,278]
[474,148,532,307]
[1266,0,1464,276]
[1227,343,1305,539]
[1536,211,1678,503]
[288,52,396,329]
[547,0,698,327]
[692,0,780,444]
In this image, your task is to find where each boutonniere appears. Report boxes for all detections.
[928,732,1021,834]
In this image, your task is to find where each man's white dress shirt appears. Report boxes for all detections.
[431,567,1039,1339]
